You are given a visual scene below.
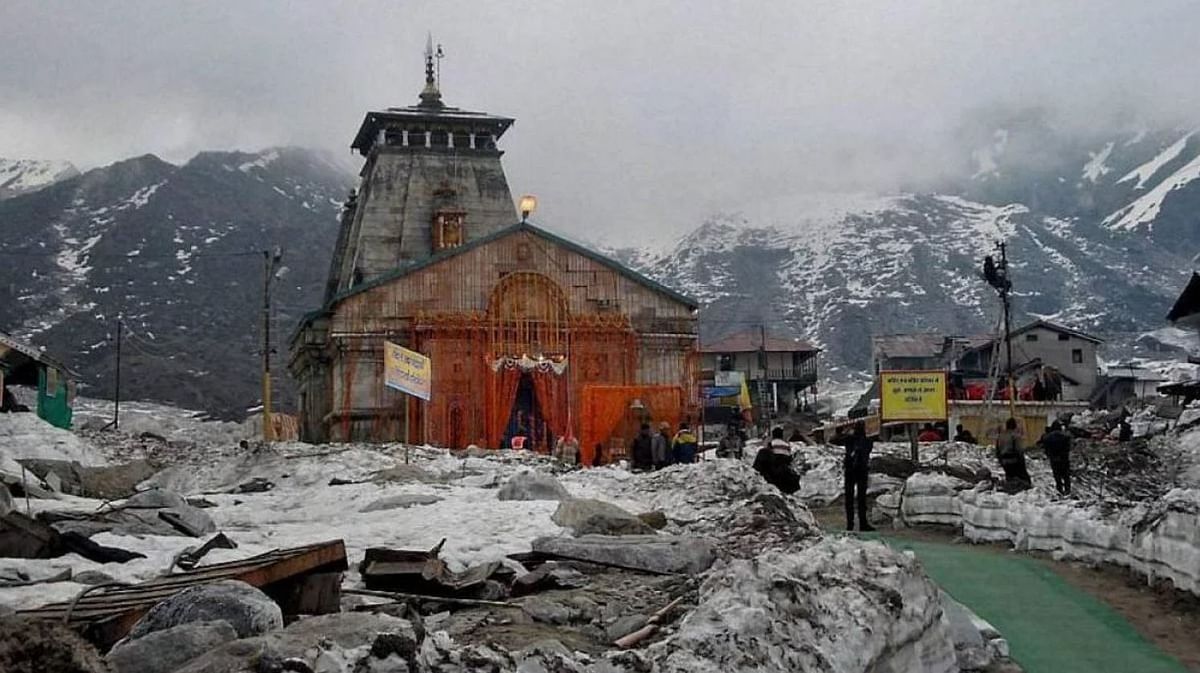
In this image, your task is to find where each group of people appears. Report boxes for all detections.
[630,422,699,471]
[994,417,1075,495]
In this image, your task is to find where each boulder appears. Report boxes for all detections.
[0,617,108,673]
[360,493,442,513]
[0,486,11,516]
[123,489,189,510]
[16,459,84,494]
[107,621,238,673]
[637,511,669,530]
[497,471,571,501]
[511,562,589,596]
[532,534,717,575]
[127,580,282,641]
[551,499,655,536]
[939,594,993,671]
[74,570,118,586]
[173,613,422,673]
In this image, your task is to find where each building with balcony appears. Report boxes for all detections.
[699,330,819,416]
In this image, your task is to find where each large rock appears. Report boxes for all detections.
[107,621,238,673]
[497,471,571,501]
[0,485,11,516]
[174,613,422,673]
[532,534,717,575]
[371,464,438,484]
[127,580,282,641]
[360,493,442,513]
[551,499,655,536]
[0,617,108,673]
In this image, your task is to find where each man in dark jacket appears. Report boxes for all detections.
[1039,421,1073,495]
[995,417,1031,491]
[833,422,875,532]
[631,423,654,471]
[753,427,800,494]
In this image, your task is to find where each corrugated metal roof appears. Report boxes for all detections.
[872,334,946,359]
[701,331,819,353]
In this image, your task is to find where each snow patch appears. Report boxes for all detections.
[1081,141,1114,183]
[1105,149,1200,230]
[1118,132,1194,189]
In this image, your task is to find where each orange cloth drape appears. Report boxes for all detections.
[531,371,569,444]
[486,367,522,449]
[580,385,685,466]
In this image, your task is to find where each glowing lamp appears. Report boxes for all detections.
[519,194,538,222]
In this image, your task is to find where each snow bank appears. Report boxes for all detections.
[647,538,958,672]
[0,413,107,467]
[896,477,1200,595]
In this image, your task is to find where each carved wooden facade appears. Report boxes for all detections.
[290,223,699,460]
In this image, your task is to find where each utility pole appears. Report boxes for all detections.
[113,318,122,430]
[262,249,283,441]
[998,242,1016,419]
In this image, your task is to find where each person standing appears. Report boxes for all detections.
[1039,421,1073,495]
[953,424,977,444]
[631,423,654,471]
[832,422,875,532]
[1118,416,1133,442]
[995,418,1031,491]
[717,425,744,459]
[651,422,671,469]
[671,423,699,464]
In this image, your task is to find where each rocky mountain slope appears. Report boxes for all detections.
[0,158,78,200]
[0,148,352,417]
[626,117,1200,377]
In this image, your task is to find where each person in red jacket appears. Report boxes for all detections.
[917,423,943,442]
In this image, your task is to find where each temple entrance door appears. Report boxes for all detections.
[505,373,547,451]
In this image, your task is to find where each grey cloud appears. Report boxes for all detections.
[1,0,1198,242]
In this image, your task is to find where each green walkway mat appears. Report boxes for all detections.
[874,536,1187,673]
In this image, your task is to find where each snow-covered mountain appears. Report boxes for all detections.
[0,158,79,199]
[0,147,353,416]
[626,115,1200,377]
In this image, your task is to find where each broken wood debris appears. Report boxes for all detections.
[17,539,348,650]
[344,587,515,609]
[173,532,238,571]
[358,538,513,599]
[614,595,686,649]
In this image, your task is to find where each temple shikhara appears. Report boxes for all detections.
[289,43,699,462]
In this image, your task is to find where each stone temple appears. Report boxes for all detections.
[289,45,699,464]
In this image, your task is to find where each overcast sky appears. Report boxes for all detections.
[2,1,1198,243]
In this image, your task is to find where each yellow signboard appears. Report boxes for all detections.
[384,341,432,401]
[879,370,947,422]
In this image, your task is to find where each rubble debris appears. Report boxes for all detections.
[74,571,118,586]
[520,596,573,625]
[359,493,442,513]
[174,533,238,571]
[344,588,514,609]
[40,493,217,539]
[124,489,188,509]
[234,477,273,494]
[614,595,685,648]
[531,534,717,575]
[644,538,958,672]
[496,470,571,501]
[636,511,668,530]
[15,458,157,501]
[17,540,347,649]
[358,541,511,598]
[107,620,239,673]
[126,580,283,641]
[370,464,438,484]
[509,561,589,596]
[172,613,422,673]
[0,511,145,562]
[0,617,109,673]
[551,499,655,536]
